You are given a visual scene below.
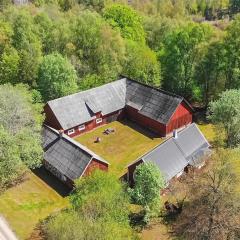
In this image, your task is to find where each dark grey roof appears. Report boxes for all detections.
[126,80,183,124]
[43,125,108,181]
[129,123,211,182]
[47,78,191,130]
[47,79,126,130]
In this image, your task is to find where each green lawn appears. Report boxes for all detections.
[0,171,68,240]
[75,120,164,177]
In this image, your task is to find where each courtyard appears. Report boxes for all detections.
[74,120,164,177]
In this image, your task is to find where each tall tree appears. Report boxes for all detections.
[173,149,240,240]
[0,84,43,189]
[123,40,161,87]
[103,4,145,43]
[45,171,137,239]
[222,15,240,89]
[10,10,42,86]
[129,163,165,207]
[37,53,78,101]
[208,89,240,147]
[73,11,125,86]
[161,22,212,100]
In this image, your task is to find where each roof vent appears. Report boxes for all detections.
[173,129,178,139]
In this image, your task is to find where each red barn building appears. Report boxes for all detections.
[44,78,193,138]
[43,125,108,187]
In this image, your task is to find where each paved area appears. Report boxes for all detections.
[0,216,18,240]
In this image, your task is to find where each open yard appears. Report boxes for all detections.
[75,120,164,176]
[0,170,69,240]
[0,121,218,240]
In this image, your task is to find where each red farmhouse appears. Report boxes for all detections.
[44,78,193,138]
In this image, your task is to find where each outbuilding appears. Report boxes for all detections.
[43,125,109,187]
[44,78,193,138]
[127,123,211,185]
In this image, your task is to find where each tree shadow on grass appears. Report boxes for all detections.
[32,167,72,197]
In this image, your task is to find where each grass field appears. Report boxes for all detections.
[0,171,69,240]
[0,121,218,240]
[75,120,164,176]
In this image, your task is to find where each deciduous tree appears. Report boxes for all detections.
[208,89,240,147]
[37,53,78,101]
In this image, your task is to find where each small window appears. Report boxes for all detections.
[96,118,102,124]
[78,124,85,131]
[68,129,75,135]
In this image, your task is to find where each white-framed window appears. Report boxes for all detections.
[78,124,85,131]
[68,129,75,135]
[96,118,102,124]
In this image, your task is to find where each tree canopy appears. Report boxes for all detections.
[0,84,43,189]
[37,53,78,101]
[45,170,137,240]
[208,89,240,147]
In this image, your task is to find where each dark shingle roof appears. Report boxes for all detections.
[47,78,191,130]
[43,125,108,181]
[129,123,211,182]
[125,80,183,124]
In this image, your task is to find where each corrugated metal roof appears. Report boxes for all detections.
[47,78,187,130]
[43,125,109,181]
[131,123,211,182]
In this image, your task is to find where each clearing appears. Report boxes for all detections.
[75,120,164,176]
[0,170,69,240]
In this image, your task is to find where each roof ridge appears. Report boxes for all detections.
[43,125,109,165]
[47,78,127,104]
[122,76,183,99]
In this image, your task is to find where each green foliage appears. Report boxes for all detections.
[129,163,165,207]
[195,39,226,106]
[9,9,42,86]
[0,127,24,189]
[208,89,240,147]
[46,171,137,240]
[70,170,129,223]
[222,15,240,89]
[123,40,161,87]
[0,84,43,189]
[37,53,78,101]
[103,4,145,43]
[161,22,212,100]
[73,11,125,86]
[78,0,105,11]
[0,46,19,84]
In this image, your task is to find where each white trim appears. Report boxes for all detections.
[78,124,85,131]
[176,169,184,178]
[68,128,75,135]
[96,118,102,124]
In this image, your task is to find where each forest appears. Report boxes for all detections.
[0,0,240,239]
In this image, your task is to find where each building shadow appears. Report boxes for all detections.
[119,119,161,140]
[32,167,72,197]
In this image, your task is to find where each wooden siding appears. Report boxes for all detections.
[83,158,108,176]
[127,159,143,186]
[64,109,125,138]
[125,106,167,136]
[44,104,63,130]
[166,102,192,134]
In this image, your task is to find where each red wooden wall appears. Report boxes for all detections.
[63,109,125,138]
[166,102,192,134]
[125,106,167,136]
[83,158,108,177]
[44,101,192,138]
